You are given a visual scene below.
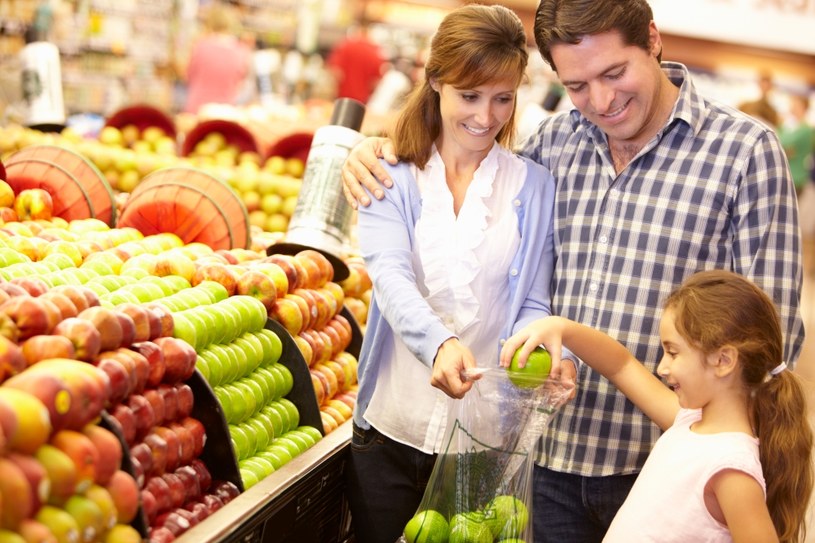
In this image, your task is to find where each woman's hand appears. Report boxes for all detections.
[431,338,478,399]
[341,136,399,208]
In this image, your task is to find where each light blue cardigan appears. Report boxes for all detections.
[353,156,558,430]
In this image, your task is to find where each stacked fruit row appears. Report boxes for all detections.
[260,251,361,435]
[0,358,145,543]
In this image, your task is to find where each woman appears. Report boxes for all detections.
[344,5,559,542]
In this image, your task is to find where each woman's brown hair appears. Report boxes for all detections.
[390,4,528,168]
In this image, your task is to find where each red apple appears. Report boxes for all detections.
[189,459,213,493]
[94,357,132,405]
[117,303,154,343]
[39,291,79,320]
[14,188,53,220]
[296,249,334,286]
[113,310,137,349]
[0,295,53,339]
[130,341,166,388]
[161,473,187,511]
[144,474,173,513]
[77,306,124,352]
[0,333,26,378]
[7,452,49,513]
[179,416,206,458]
[0,282,29,298]
[149,525,177,543]
[49,285,91,313]
[53,317,102,362]
[175,464,202,503]
[269,294,308,336]
[145,303,174,338]
[251,261,289,298]
[129,441,154,480]
[154,337,197,384]
[143,431,169,478]
[263,254,303,293]
[191,262,240,296]
[105,470,140,524]
[199,493,225,514]
[126,394,156,442]
[109,403,137,445]
[82,424,122,486]
[291,289,318,330]
[0,456,34,528]
[168,422,196,466]
[50,429,100,494]
[21,334,76,366]
[2,369,75,432]
[141,488,159,525]
[175,384,194,420]
[153,426,181,473]
[10,276,49,297]
[235,269,277,312]
[142,388,166,427]
[211,480,240,504]
[157,385,179,423]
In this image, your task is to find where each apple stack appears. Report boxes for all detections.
[337,256,372,335]
[0,355,146,542]
[263,250,360,435]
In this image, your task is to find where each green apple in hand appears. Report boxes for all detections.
[508,346,551,388]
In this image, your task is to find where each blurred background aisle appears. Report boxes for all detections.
[800,235,815,543]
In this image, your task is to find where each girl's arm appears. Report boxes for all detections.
[500,316,679,430]
[708,470,778,543]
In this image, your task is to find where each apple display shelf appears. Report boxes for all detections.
[174,308,364,542]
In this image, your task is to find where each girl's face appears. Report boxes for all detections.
[434,77,517,159]
[656,307,718,409]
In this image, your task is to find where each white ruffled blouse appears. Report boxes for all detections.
[364,143,527,453]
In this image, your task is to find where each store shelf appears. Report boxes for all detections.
[177,419,353,543]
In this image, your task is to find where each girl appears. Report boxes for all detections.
[501,269,813,542]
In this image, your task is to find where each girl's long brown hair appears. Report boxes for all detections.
[666,269,813,542]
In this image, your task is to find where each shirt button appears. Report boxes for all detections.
[499,338,506,345]
[510,269,519,276]
[513,199,521,207]
[589,282,599,293]
[599,235,608,244]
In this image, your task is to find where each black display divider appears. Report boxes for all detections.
[339,305,362,359]
[98,410,150,539]
[187,368,244,492]
[263,317,324,435]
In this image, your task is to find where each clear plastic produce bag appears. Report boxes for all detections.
[398,367,573,543]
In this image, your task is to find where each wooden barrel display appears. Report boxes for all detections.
[180,119,261,157]
[0,158,5,181]
[117,166,250,250]
[105,103,177,138]
[3,144,117,225]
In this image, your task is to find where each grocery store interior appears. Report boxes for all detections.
[0,0,814,542]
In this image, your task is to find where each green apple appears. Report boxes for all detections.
[238,377,268,410]
[198,348,224,386]
[273,363,294,397]
[195,280,230,303]
[255,366,282,401]
[244,417,272,452]
[508,346,552,388]
[270,436,301,459]
[296,425,323,445]
[229,423,254,460]
[483,494,529,538]
[404,510,449,543]
[278,398,300,430]
[171,314,198,352]
[35,505,80,543]
[248,368,276,402]
[256,448,288,470]
[449,512,492,543]
[260,405,286,439]
[233,335,264,374]
[257,329,283,365]
[239,467,260,490]
[64,494,105,543]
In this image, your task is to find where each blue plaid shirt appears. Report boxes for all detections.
[522,62,804,476]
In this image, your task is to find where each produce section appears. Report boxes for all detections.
[0,127,370,541]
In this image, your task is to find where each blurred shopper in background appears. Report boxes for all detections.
[779,93,814,197]
[739,70,781,129]
[182,3,251,114]
[341,0,804,540]
[326,17,386,104]
[343,5,560,542]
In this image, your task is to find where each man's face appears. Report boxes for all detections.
[551,25,668,147]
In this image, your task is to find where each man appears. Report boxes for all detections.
[341,1,804,540]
